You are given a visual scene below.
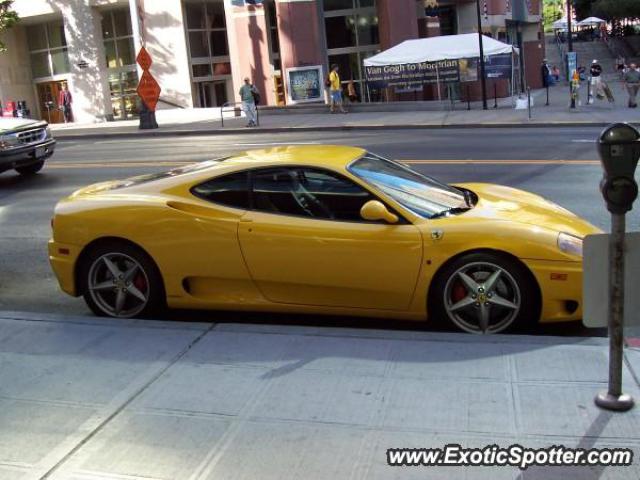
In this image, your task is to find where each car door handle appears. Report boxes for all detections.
[240,218,253,223]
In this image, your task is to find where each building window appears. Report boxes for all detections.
[185,0,232,108]
[101,9,138,120]
[323,0,379,101]
[185,0,229,60]
[102,9,135,68]
[266,0,281,72]
[27,21,70,79]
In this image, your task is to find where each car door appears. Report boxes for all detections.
[237,166,424,310]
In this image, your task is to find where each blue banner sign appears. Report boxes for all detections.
[567,52,577,81]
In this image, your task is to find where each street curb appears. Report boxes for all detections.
[0,309,610,347]
[52,121,620,141]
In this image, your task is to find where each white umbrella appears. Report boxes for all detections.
[577,17,606,26]
[552,18,568,29]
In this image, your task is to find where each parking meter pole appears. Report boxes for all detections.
[546,85,549,106]
[595,213,634,411]
[527,87,531,119]
[593,122,640,412]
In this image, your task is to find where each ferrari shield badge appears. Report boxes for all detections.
[431,229,444,241]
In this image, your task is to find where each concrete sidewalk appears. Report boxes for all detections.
[1,310,639,480]
[49,81,640,141]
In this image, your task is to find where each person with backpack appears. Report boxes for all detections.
[239,77,259,127]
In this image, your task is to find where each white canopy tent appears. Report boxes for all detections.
[577,16,606,26]
[363,33,517,66]
[552,18,568,30]
[363,33,519,105]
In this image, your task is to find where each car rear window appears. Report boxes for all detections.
[107,158,228,190]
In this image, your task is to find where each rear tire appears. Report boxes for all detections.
[79,242,165,318]
[429,252,539,334]
[16,159,45,175]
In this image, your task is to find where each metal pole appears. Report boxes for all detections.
[546,85,549,106]
[595,213,635,411]
[527,86,531,119]
[494,82,498,109]
[567,0,576,109]
[467,85,471,110]
[475,0,488,109]
[567,0,573,54]
[436,64,442,103]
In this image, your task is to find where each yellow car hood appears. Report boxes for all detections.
[455,183,601,237]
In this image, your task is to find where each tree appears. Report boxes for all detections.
[543,0,564,31]
[0,0,19,52]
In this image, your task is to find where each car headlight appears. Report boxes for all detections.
[45,126,52,138]
[0,134,19,149]
[558,232,583,256]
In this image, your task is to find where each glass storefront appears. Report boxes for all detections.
[323,0,380,102]
[101,9,138,119]
[185,0,232,107]
[27,21,71,80]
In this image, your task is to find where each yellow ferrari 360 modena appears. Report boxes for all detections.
[49,146,600,334]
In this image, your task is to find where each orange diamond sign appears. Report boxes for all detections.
[136,47,152,70]
[137,70,161,111]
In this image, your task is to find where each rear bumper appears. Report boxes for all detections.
[48,239,80,297]
[523,258,583,323]
[0,139,56,172]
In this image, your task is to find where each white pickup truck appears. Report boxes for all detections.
[0,117,56,175]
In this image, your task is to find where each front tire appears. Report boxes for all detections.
[429,252,539,334]
[79,242,165,318]
[16,159,45,175]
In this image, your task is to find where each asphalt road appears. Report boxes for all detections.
[0,126,633,336]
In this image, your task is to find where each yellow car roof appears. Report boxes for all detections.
[224,145,367,169]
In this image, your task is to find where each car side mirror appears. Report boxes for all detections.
[360,200,398,224]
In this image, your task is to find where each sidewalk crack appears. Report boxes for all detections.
[37,322,217,480]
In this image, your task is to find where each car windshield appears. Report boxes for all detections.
[348,153,469,219]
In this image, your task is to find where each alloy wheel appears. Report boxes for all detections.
[443,261,521,334]
[87,252,150,318]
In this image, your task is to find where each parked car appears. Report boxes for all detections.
[0,117,56,175]
[49,146,600,334]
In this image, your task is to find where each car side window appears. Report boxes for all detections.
[251,167,374,221]
[191,171,250,209]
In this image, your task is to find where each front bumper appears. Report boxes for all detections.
[523,258,584,323]
[0,138,56,172]
[48,239,80,297]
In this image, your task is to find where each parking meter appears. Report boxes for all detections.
[598,123,640,214]
[594,123,639,412]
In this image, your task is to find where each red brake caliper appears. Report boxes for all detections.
[134,273,147,294]
[451,280,467,303]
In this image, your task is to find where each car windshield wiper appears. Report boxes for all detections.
[430,206,472,219]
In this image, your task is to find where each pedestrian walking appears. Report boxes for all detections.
[623,63,640,108]
[58,83,73,123]
[239,77,259,127]
[616,55,625,76]
[588,59,604,103]
[541,59,553,87]
[328,64,347,113]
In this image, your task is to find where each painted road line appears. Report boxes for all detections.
[46,161,193,169]
[403,159,600,165]
[45,159,601,169]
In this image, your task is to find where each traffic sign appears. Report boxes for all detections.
[136,46,152,71]
[136,70,161,111]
